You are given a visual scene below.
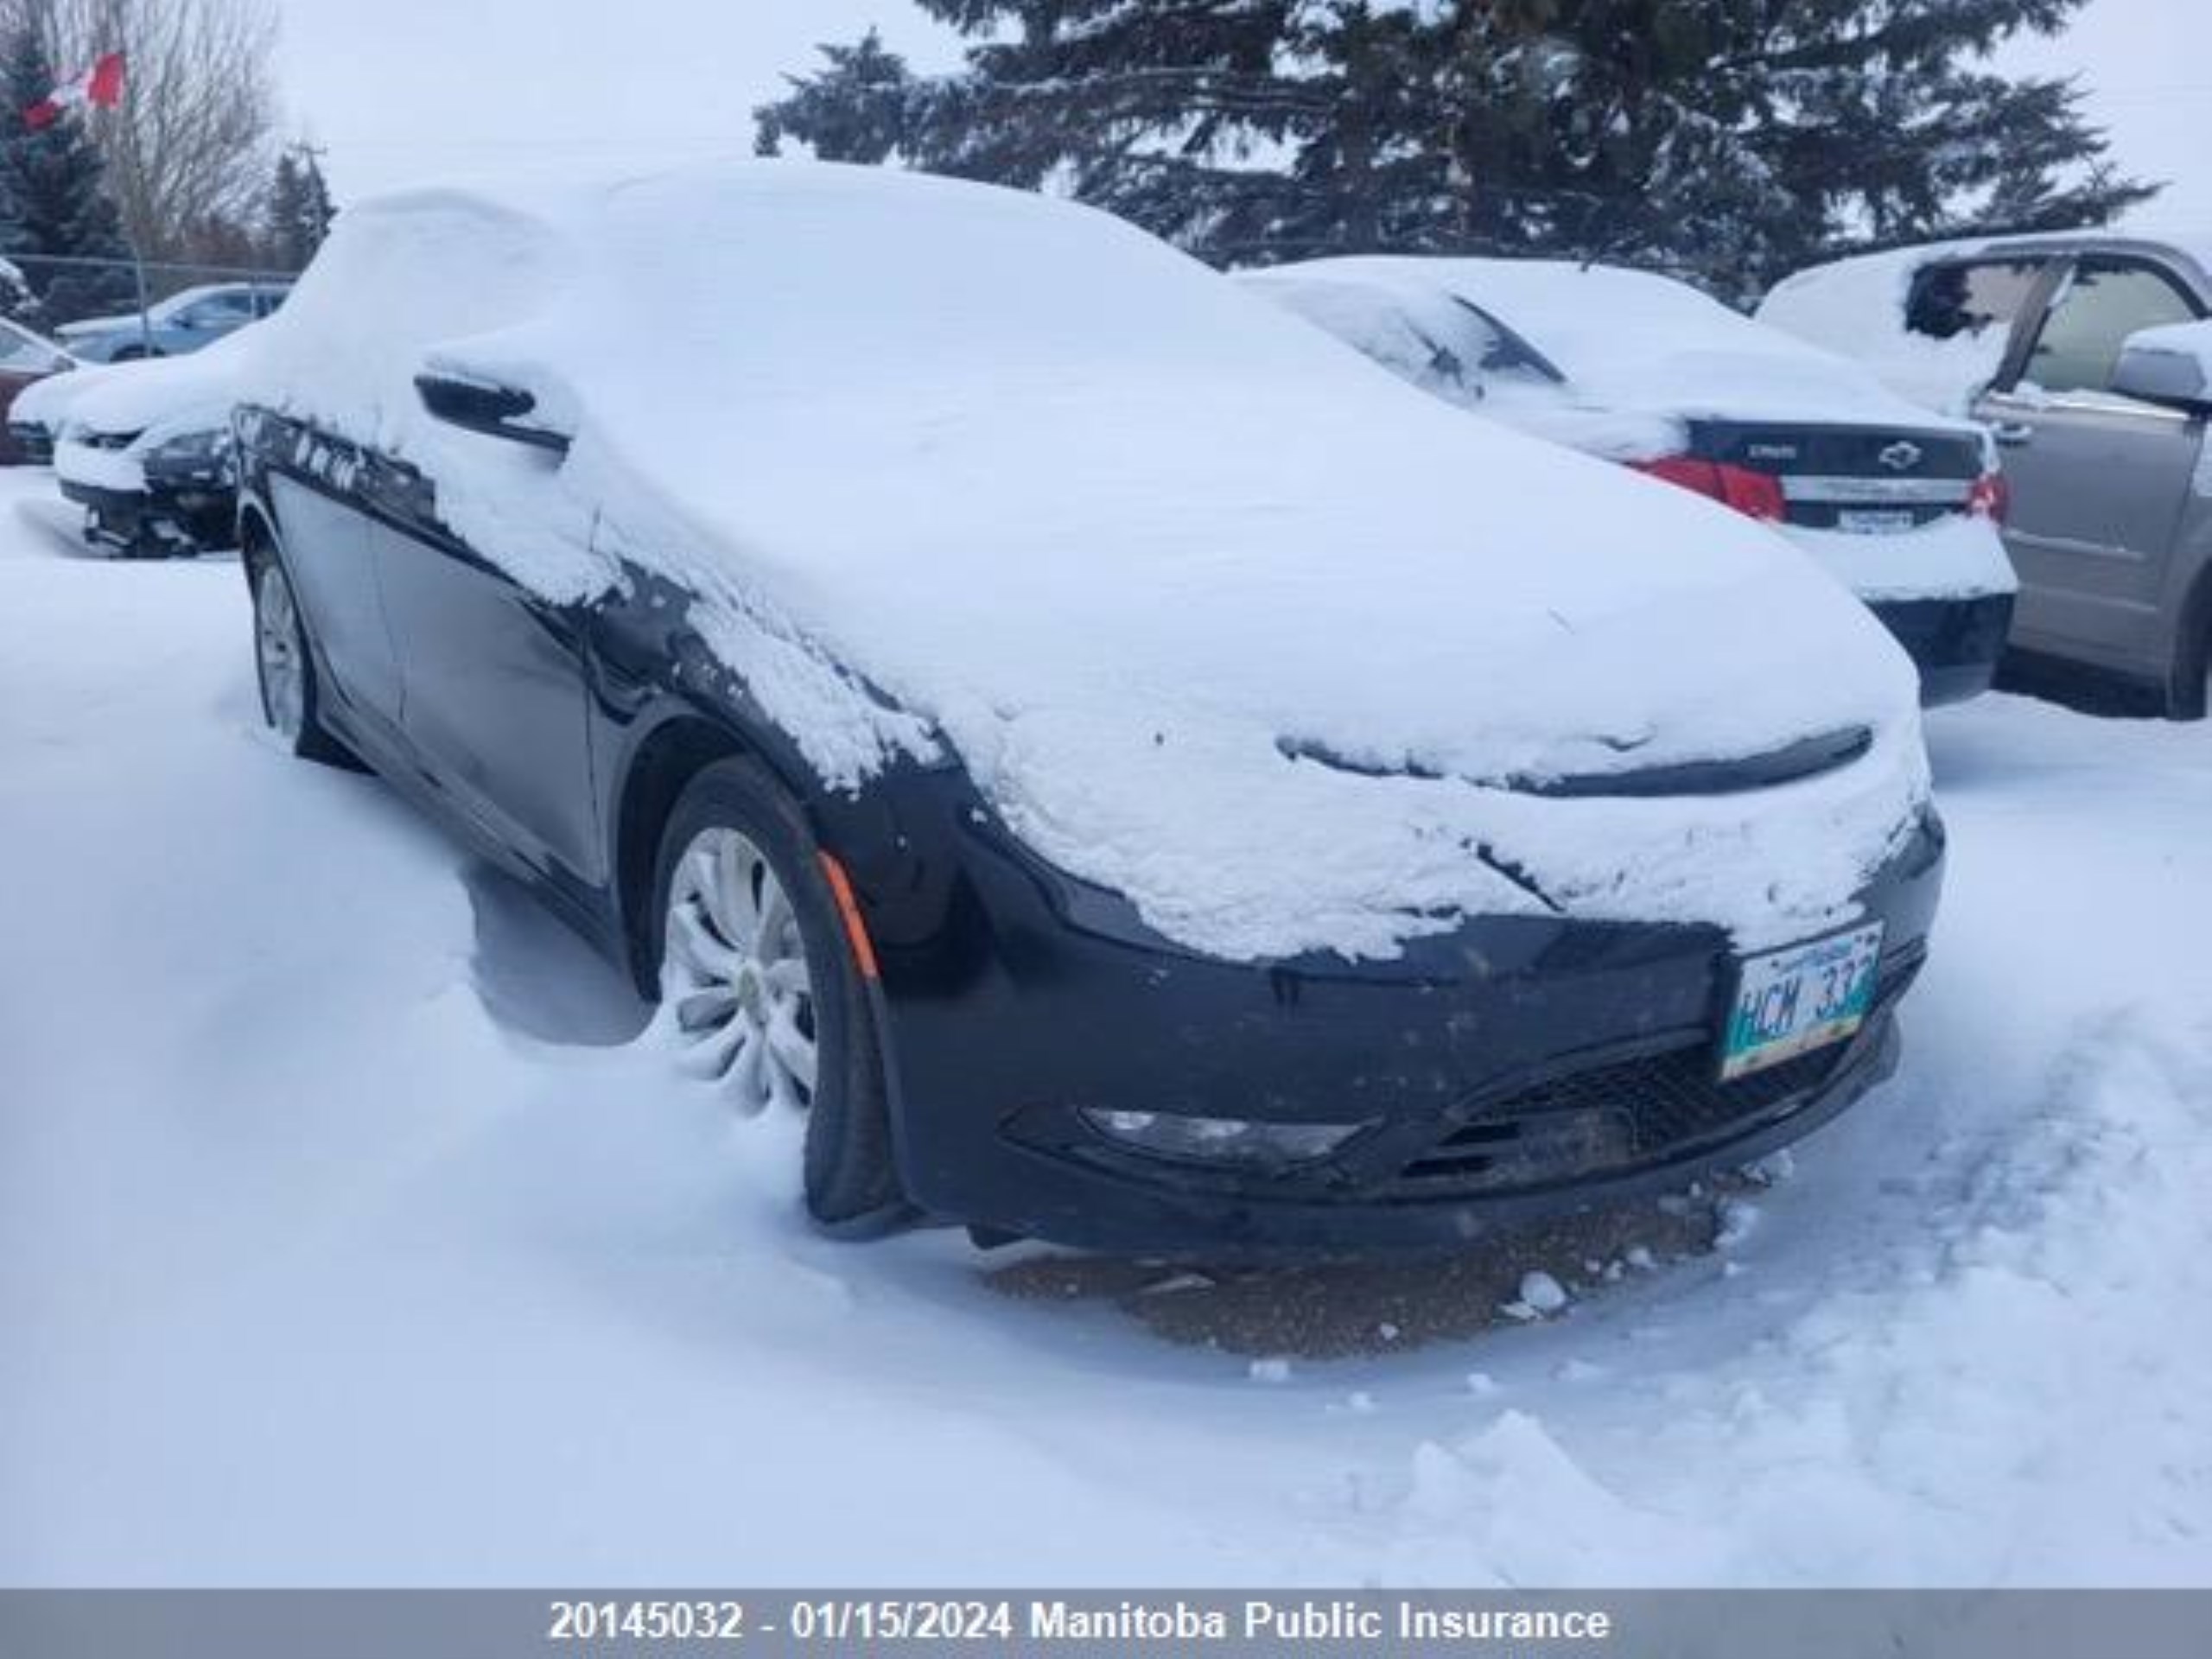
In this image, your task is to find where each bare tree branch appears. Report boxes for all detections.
[3,0,279,260]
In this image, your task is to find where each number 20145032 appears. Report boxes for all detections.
[546,1601,747,1642]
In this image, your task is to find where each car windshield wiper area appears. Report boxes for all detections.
[1279,726,1874,798]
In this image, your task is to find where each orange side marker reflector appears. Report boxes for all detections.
[817,851,880,981]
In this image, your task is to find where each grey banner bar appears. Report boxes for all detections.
[1,1591,2207,1658]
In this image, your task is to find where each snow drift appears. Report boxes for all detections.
[228,161,1929,960]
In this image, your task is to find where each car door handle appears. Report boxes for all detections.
[1991,422,2035,448]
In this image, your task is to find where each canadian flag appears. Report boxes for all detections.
[24,52,125,130]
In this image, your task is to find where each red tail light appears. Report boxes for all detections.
[1967,472,2009,524]
[1628,455,1788,523]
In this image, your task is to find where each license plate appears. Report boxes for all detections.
[1835,507,1917,535]
[1719,923,1885,1081]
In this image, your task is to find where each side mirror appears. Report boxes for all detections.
[2111,324,2212,413]
[414,372,571,454]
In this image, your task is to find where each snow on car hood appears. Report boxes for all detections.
[1241,257,1982,458]
[16,331,251,442]
[236,162,1929,962]
[10,359,108,432]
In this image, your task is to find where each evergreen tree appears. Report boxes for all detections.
[263,144,335,271]
[755,31,921,164]
[0,16,135,325]
[1428,0,2159,296]
[757,0,2153,295]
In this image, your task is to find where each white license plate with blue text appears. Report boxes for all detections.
[1720,923,1885,1081]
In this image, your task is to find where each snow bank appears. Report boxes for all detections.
[232,162,1929,960]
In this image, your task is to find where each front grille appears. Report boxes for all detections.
[1385,969,1916,1198]
[1390,1041,1848,1194]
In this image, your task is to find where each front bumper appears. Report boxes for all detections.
[836,779,1945,1256]
[59,474,235,556]
[1871,593,2015,708]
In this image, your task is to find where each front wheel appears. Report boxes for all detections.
[251,556,353,765]
[652,758,904,1230]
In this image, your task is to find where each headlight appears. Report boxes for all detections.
[145,429,230,467]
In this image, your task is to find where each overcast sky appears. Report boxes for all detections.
[276,0,2211,234]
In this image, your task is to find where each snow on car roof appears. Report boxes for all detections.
[1241,256,1974,454]
[1758,229,2212,414]
[236,160,1926,961]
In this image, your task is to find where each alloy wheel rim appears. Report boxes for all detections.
[663,826,820,1116]
[257,565,305,741]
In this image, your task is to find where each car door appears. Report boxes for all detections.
[258,421,408,748]
[360,453,605,891]
[1977,255,2206,672]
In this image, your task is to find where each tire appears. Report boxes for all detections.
[250,553,354,766]
[651,757,903,1229]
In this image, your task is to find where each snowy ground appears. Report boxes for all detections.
[2,464,2208,1586]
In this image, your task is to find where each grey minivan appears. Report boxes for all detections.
[1761,233,2212,718]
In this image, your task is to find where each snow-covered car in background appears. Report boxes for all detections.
[1760,233,2212,718]
[54,279,291,363]
[1242,258,2019,706]
[228,162,1944,1254]
[13,338,247,557]
[0,315,76,463]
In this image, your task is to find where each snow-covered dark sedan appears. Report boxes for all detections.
[1243,258,2019,706]
[226,164,1944,1254]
